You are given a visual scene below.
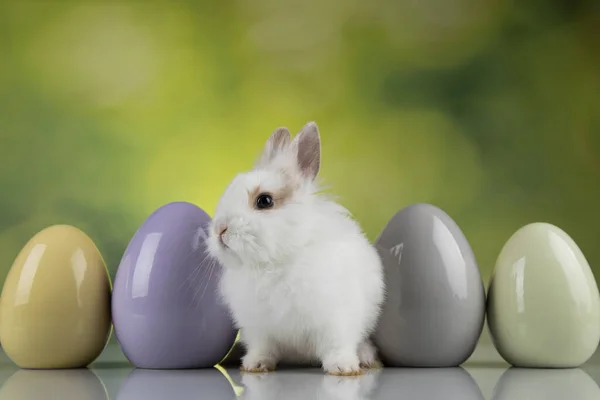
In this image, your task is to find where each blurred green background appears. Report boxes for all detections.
[0,0,599,290]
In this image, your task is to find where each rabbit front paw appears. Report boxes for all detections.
[322,350,362,376]
[241,353,277,373]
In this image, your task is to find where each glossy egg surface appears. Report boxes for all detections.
[487,222,600,368]
[0,224,111,368]
[373,203,485,367]
[112,201,236,369]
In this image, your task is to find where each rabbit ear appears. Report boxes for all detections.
[256,127,291,167]
[291,121,321,181]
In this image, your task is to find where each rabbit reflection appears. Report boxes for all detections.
[240,369,380,400]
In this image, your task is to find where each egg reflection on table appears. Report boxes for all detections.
[112,201,237,369]
[0,369,108,400]
[371,368,484,400]
[0,225,112,369]
[487,222,600,368]
[491,368,600,400]
[373,203,486,367]
[116,368,237,400]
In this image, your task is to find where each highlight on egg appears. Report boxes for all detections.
[112,201,237,369]
[487,222,600,368]
[0,224,112,369]
[373,203,486,367]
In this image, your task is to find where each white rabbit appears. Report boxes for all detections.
[207,122,385,376]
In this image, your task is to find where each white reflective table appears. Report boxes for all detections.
[0,341,599,399]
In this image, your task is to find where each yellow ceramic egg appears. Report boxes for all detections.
[0,225,112,369]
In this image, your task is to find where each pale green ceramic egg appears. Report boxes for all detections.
[487,222,600,368]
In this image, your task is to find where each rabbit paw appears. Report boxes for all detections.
[358,340,382,369]
[241,354,277,373]
[323,351,363,376]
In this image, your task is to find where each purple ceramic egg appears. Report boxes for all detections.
[112,201,237,369]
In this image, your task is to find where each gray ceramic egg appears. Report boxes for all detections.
[372,203,485,367]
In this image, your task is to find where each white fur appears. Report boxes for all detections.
[207,123,385,375]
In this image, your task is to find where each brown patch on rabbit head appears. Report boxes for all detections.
[247,167,302,210]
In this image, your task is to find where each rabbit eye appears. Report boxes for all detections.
[255,193,274,210]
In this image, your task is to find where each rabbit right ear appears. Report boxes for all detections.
[256,127,291,168]
[291,121,321,181]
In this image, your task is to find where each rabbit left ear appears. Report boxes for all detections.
[256,127,291,167]
[291,121,321,181]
